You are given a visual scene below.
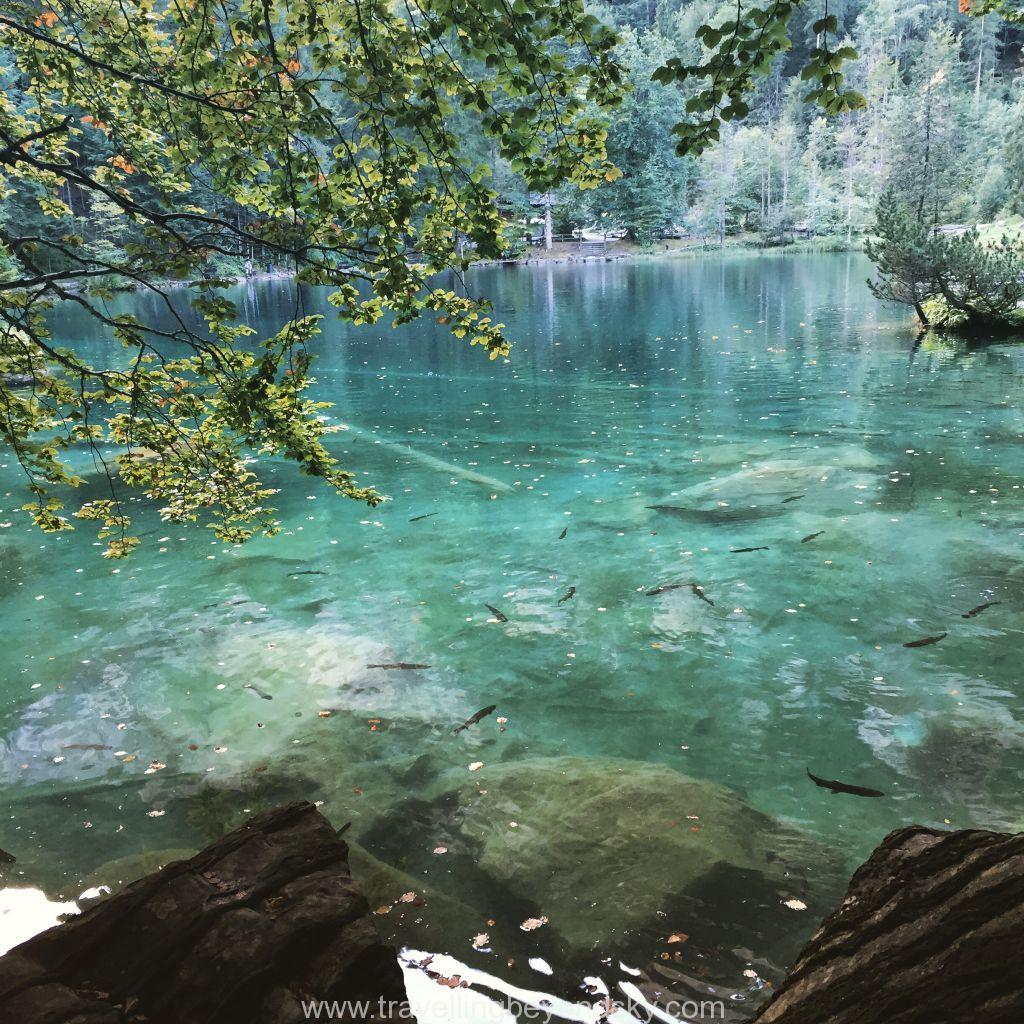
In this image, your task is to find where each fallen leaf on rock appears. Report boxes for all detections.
[520,916,548,932]
[436,975,466,989]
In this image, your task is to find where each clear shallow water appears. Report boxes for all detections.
[2,253,1024,1011]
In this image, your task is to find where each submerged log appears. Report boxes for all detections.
[0,801,412,1024]
[754,825,1024,1023]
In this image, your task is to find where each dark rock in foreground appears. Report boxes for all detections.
[0,801,411,1024]
[753,825,1024,1023]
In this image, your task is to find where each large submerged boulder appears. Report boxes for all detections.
[433,756,834,952]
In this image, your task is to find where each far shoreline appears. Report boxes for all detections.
[465,233,863,270]
[217,235,864,289]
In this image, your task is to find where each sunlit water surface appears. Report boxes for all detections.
[2,254,1024,1016]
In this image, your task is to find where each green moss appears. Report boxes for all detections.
[920,296,1024,337]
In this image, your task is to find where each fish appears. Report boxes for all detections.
[807,768,884,798]
[962,601,1000,619]
[646,582,714,606]
[0,848,14,865]
[558,586,576,604]
[782,495,805,503]
[801,531,825,543]
[288,570,327,577]
[243,683,274,700]
[729,546,769,553]
[903,633,947,648]
[485,604,508,623]
[453,704,498,735]
[61,743,112,752]
[558,526,568,540]
[366,663,431,670]
[201,595,250,609]
[409,512,438,522]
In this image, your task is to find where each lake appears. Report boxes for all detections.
[2,252,1023,1016]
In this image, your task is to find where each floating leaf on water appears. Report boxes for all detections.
[472,932,489,949]
[317,710,332,718]
[146,809,165,818]
[468,761,484,772]
[433,846,448,855]
[374,905,391,915]
[520,916,548,932]
[783,898,808,911]
[399,891,417,903]
[667,932,688,943]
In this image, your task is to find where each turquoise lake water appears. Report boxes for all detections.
[2,252,1024,1011]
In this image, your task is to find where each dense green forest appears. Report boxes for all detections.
[4,0,1019,267]
[548,0,1024,247]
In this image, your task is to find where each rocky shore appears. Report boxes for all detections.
[3,799,1022,1023]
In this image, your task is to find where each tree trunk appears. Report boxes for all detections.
[754,825,1024,1024]
[0,802,412,1024]
[975,16,986,110]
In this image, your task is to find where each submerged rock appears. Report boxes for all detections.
[431,756,832,951]
[675,457,878,505]
[83,848,199,891]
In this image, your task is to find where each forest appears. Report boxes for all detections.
[548,0,1024,247]
[3,0,1022,267]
